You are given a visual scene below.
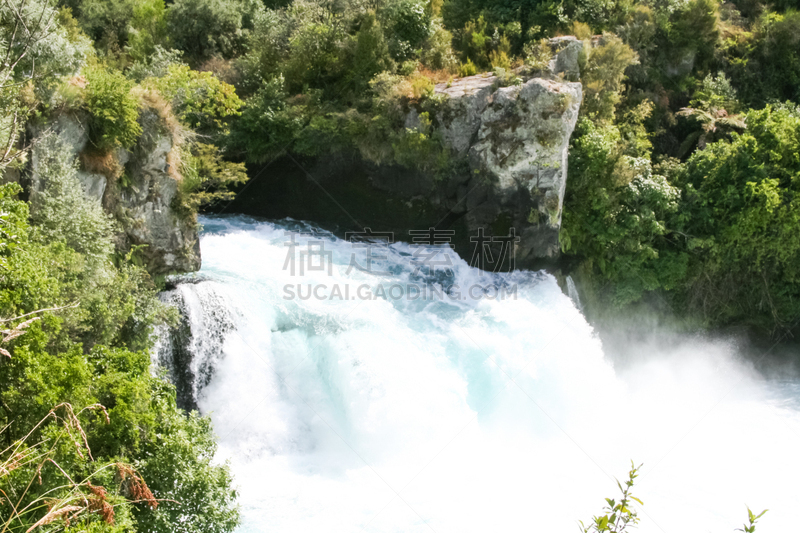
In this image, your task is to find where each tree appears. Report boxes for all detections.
[167,0,262,65]
[677,72,746,155]
[0,0,88,173]
[677,104,800,333]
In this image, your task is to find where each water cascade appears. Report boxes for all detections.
[157,215,800,533]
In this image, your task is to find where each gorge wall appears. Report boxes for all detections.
[26,106,201,275]
[227,37,584,270]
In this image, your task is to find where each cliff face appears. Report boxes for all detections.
[28,108,200,275]
[227,37,585,271]
[382,36,584,265]
[430,65,582,262]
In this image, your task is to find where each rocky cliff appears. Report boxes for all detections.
[27,106,200,275]
[227,36,584,270]
[427,48,582,262]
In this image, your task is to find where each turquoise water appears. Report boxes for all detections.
[172,215,800,532]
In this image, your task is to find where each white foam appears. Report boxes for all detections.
[186,215,800,533]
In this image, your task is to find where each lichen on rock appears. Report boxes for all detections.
[425,38,583,264]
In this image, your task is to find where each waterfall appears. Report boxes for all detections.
[154,279,235,411]
[154,214,800,533]
[566,274,583,311]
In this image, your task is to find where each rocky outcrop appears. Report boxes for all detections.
[430,73,582,262]
[227,37,585,271]
[27,109,200,275]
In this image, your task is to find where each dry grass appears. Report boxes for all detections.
[134,88,193,183]
[416,66,453,84]
[79,149,123,180]
[198,56,240,86]
[117,463,158,509]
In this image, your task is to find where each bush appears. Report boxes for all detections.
[561,118,686,306]
[175,143,248,213]
[676,104,800,333]
[227,75,303,162]
[0,161,240,533]
[167,0,261,65]
[84,66,143,150]
[145,64,243,135]
[523,38,553,71]
[29,136,117,261]
[581,33,639,124]
[379,0,432,61]
[420,20,458,72]
[729,10,800,107]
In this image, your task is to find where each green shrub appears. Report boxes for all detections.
[227,75,303,162]
[676,104,800,333]
[378,0,432,61]
[29,136,117,261]
[459,58,478,76]
[561,118,686,306]
[581,33,639,124]
[176,143,248,213]
[145,64,243,134]
[167,0,261,64]
[420,20,458,72]
[523,38,553,71]
[392,111,450,174]
[282,17,347,94]
[0,163,239,533]
[729,10,800,107]
[84,66,143,150]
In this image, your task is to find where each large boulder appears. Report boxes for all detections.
[426,43,583,263]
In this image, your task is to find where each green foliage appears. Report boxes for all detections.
[167,0,261,65]
[281,17,347,94]
[379,0,432,61]
[126,0,169,62]
[737,508,768,533]
[84,67,143,150]
[133,391,239,533]
[581,33,639,124]
[127,46,185,82]
[28,137,117,262]
[392,111,450,174]
[580,462,642,533]
[523,38,553,71]
[728,10,800,107]
[0,177,240,533]
[0,0,89,172]
[582,463,767,533]
[75,0,168,60]
[677,104,800,332]
[459,58,478,76]
[176,143,249,213]
[676,72,746,155]
[0,404,139,533]
[341,12,396,95]
[420,20,458,71]
[227,75,301,161]
[145,64,243,135]
[562,118,686,306]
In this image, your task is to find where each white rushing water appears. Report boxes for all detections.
[169,215,800,533]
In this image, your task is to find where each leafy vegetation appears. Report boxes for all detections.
[1,0,800,526]
[581,463,767,533]
[0,151,239,531]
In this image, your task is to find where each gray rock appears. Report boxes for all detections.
[427,62,582,262]
[27,110,200,275]
[548,36,583,81]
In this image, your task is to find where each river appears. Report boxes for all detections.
[157,214,800,533]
